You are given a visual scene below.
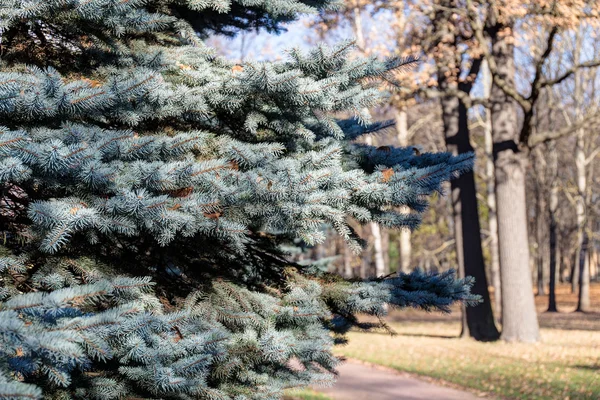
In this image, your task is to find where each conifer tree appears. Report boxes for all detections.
[0,1,479,398]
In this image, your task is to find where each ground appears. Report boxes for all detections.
[285,283,600,400]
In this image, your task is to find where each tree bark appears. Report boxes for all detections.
[440,92,499,341]
[395,108,413,273]
[571,250,580,293]
[491,28,540,342]
[573,31,591,312]
[371,220,387,277]
[547,145,559,312]
[535,176,546,296]
[364,134,387,278]
[351,6,386,279]
[343,242,353,278]
[576,233,591,312]
[482,61,502,316]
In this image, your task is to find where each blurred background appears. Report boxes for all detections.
[207,2,599,398]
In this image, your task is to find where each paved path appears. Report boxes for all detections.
[319,360,484,400]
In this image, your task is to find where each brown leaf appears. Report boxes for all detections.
[82,78,103,88]
[168,203,182,211]
[232,65,244,73]
[204,211,222,220]
[173,326,184,343]
[229,160,239,170]
[381,168,394,183]
[69,207,79,215]
[177,62,192,71]
[170,187,193,198]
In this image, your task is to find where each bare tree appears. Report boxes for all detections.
[395,109,413,273]
[482,60,502,315]
[462,0,600,342]
[430,1,499,341]
[352,6,387,278]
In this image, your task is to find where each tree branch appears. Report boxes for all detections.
[529,26,558,99]
[464,0,532,112]
[540,59,600,88]
[527,112,600,148]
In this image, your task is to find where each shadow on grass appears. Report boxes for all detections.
[359,329,458,339]
[539,311,600,331]
[574,364,600,371]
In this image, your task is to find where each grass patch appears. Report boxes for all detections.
[283,388,332,400]
[334,284,600,400]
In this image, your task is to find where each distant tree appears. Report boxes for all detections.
[315,0,500,341]
[461,0,600,342]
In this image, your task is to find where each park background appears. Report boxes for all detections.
[204,2,600,399]
[0,1,598,399]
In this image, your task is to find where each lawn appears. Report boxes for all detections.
[333,283,600,400]
[284,388,332,400]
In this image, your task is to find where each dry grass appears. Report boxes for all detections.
[283,388,332,400]
[333,283,600,400]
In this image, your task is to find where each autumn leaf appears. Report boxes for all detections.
[229,160,239,170]
[172,326,184,343]
[204,211,222,220]
[176,62,193,70]
[169,187,193,198]
[381,168,394,183]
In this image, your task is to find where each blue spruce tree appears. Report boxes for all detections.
[0,1,479,399]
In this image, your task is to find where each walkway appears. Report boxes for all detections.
[319,360,486,400]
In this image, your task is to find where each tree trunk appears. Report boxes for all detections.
[343,242,353,278]
[441,92,499,341]
[591,238,598,281]
[482,61,502,316]
[395,108,413,273]
[351,7,387,279]
[372,221,386,277]
[491,29,540,343]
[571,251,580,293]
[364,134,387,278]
[535,180,546,296]
[547,146,559,312]
[573,31,590,311]
[576,233,591,312]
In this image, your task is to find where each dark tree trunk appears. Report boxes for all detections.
[547,147,558,312]
[440,93,500,342]
[547,193,558,312]
[491,28,540,342]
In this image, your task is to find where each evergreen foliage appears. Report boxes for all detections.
[0,1,479,398]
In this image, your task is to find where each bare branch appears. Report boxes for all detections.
[464,0,532,112]
[584,146,600,166]
[529,26,558,99]
[527,112,600,148]
[540,59,600,88]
